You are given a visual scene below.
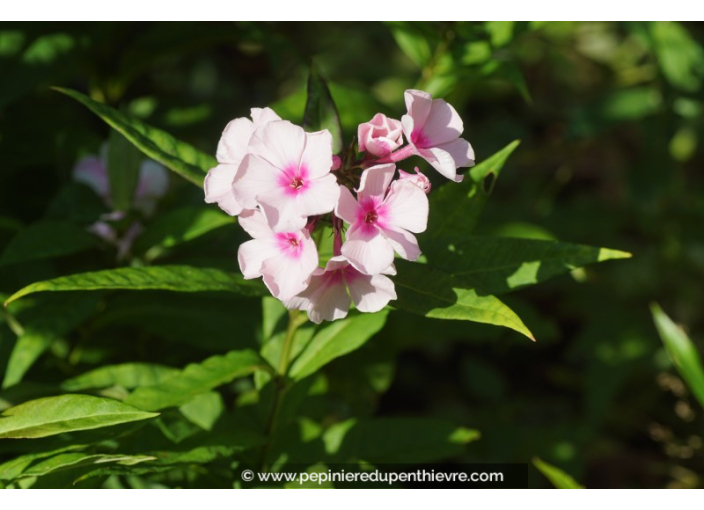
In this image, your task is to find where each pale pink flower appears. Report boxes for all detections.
[237,209,318,301]
[398,167,431,194]
[335,163,429,275]
[234,121,340,233]
[133,160,169,216]
[204,107,281,216]
[401,89,474,182]
[358,113,404,157]
[285,256,397,323]
[73,155,111,202]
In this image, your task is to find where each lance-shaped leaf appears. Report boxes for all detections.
[4,265,265,306]
[107,128,143,211]
[17,452,155,479]
[533,458,584,489]
[426,236,631,295]
[124,349,272,411]
[426,140,520,243]
[393,260,534,340]
[54,87,214,187]
[61,363,179,392]
[0,395,158,439]
[303,63,343,153]
[289,310,389,380]
[3,294,100,389]
[324,417,480,463]
[0,221,98,267]
[132,206,233,260]
[652,304,704,409]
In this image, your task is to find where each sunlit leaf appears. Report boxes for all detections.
[533,458,584,489]
[0,394,158,439]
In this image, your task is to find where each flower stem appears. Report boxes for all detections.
[260,309,306,469]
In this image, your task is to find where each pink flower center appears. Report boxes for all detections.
[276,233,303,259]
[411,129,429,148]
[279,164,310,196]
[364,210,378,224]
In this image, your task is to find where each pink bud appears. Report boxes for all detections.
[358,113,404,157]
[331,154,342,171]
[398,167,431,194]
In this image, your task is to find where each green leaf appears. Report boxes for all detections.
[124,349,271,411]
[426,140,520,241]
[18,452,155,479]
[54,87,215,186]
[0,446,86,481]
[303,63,343,153]
[107,128,143,211]
[3,294,100,388]
[426,236,632,295]
[61,363,179,391]
[324,418,480,463]
[133,206,233,260]
[4,265,265,306]
[393,260,534,340]
[179,391,224,431]
[650,21,704,92]
[387,22,433,68]
[533,458,584,489]
[0,221,98,267]
[0,394,158,439]
[651,304,704,409]
[290,310,389,380]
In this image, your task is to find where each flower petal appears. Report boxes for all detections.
[435,138,475,169]
[261,236,318,300]
[347,272,396,313]
[216,117,254,164]
[248,120,305,170]
[417,147,463,182]
[234,154,282,210]
[383,180,429,233]
[357,163,395,198]
[305,273,350,324]
[238,208,271,239]
[238,238,279,279]
[301,130,334,179]
[335,186,360,224]
[204,163,242,216]
[342,225,395,275]
[404,89,433,129]
[250,107,281,127]
[422,99,464,146]
[257,187,308,233]
[382,226,421,261]
[295,173,340,218]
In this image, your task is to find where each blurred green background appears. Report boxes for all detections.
[1,21,703,488]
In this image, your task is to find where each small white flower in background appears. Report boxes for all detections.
[72,143,168,259]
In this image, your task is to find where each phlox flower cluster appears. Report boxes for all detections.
[205,89,474,323]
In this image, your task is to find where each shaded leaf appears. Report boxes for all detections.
[533,458,584,489]
[3,294,100,388]
[427,236,631,295]
[107,128,142,211]
[290,310,389,380]
[426,140,520,241]
[324,418,480,463]
[0,394,158,439]
[651,304,704,409]
[303,63,343,153]
[61,363,179,392]
[133,206,233,260]
[393,260,534,340]
[124,350,271,411]
[54,87,214,186]
[19,452,155,479]
[0,221,98,267]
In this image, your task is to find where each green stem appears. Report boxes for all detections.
[261,309,306,469]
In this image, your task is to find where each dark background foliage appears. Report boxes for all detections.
[1,21,703,488]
